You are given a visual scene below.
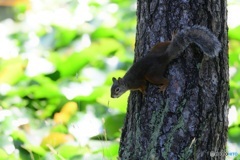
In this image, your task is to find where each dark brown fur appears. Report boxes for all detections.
[111,26,221,98]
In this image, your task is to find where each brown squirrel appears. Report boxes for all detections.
[111,26,221,98]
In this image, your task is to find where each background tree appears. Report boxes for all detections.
[119,0,228,159]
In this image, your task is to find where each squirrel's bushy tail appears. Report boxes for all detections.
[166,25,221,60]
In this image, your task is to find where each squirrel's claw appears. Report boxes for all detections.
[159,85,167,94]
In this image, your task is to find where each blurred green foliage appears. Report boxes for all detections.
[0,0,135,159]
[228,3,240,157]
[0,0,240,159]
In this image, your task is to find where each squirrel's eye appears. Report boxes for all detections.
[115,88,120,93]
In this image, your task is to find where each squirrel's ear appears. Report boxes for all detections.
[118,77,124,84]
[112,77,117,82]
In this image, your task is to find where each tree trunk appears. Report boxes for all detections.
[119,0,228,160]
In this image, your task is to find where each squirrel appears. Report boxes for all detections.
[110,25,221,98]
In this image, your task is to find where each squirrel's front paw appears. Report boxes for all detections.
[158,85,167,94]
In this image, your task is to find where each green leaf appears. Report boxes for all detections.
[230,77,240,107]
[228,126,240,143]
[104,114,125,139]
[97,89,128,113]
[92,141,119,159]
[11,130,27,144]
[0,58,26,85]
[102,142,119,158]
[14,3,28,15]
[229,40,240,67]
[11,75,63,99]
[40,104,60,119]
[0,149,8,159]
[91,27,125,40]
[51,124,68,133]
[41,25,78,50]
[50,38,126,77]
[9,32,29,49]
[22,144,46,156]
[229,26,240,41]
[57,145,87,159]
[0,149,17,160]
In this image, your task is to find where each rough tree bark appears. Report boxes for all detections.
[119,0,228,160]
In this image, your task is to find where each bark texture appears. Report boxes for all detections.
[119,0,228,160]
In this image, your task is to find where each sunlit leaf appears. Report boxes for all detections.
[7,75,64,101]
[57,145,88,159]
[50,38,126,77]
[54,112,71,124]
[91,27,125,40]
[40,103,62,119]
[0,58,26,84]
[229,40,240,66]
[228,126,240,143]
[51,124,68,133]
[49,52,89,77]
[102,142,119,158]
[41,132,74,149]
[60,101,78,115]
[229,26,240,41]
[92,140,119,158]
[22,144,46,156]
[11,130,27,143]
[0,149,8,159]
[229,81,240,107]
[97,88,128,113]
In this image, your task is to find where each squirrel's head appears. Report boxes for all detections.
[111,77,128,98]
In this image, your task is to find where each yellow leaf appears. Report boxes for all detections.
[0,59,25,84]
[54,112,70,124]
[60,101,78,116]
[41,132,74,148]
